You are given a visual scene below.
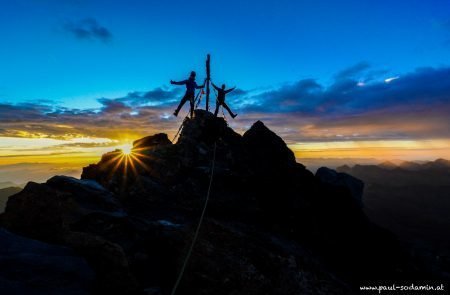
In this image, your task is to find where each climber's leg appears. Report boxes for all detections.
[223,102,237,118]
[214,103,220,117]
[189,94,195,118]
[174,94,189,117]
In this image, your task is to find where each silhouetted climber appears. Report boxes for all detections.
[171,71,205,118]
[212,82,237,118]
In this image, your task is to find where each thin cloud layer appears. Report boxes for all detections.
[1,65,450,144]
[232,65,450,142]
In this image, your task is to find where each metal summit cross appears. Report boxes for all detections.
[205,54,211,111]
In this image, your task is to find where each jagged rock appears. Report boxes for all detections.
[1,111,424,294]
[1,176,139,294]
[63,231,139,295]
[1,176,124,242]
[243,120,297,173]
[0,228,94,295]
[133,133,172,150]
[315,167,364,207]
[178,109,239,145]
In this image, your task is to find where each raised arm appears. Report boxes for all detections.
[195,79,206,89]
[195,82,205,89]
[225,87,236,94]
[211,82,220,91]
[170,80,187,85]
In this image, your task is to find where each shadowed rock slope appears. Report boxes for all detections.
[1,110,424,295]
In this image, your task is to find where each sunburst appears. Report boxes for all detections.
[105,143,153,180]
[119,143,133,155]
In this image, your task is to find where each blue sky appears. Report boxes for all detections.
[1,0,450,174]
[1,0,450,109]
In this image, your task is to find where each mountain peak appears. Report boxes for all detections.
[133,133,171,150]
[1,111,417,294]
[243,119,297,170]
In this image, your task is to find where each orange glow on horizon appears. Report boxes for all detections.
[1,137,449,168]
[290,139,450,160]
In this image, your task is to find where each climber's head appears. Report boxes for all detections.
[222,84,226,89]
[190,71,196,79]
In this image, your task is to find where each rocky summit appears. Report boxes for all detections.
[0,110,424,295]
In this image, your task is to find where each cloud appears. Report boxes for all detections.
[63,18,112,42]
[334,62,371,80]
[119,87,182,107]
[234,66,450,142]
[240,66,450,114]
[1,66,450,144]
[0,86,183,141]
[97,98,131,113]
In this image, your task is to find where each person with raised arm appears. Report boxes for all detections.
[171,71,205,118]
[212,82,237,118]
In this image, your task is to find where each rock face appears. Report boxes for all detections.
[1,110,425,294]
[2,176,125,243]
[0,228,94,295]
[133,133,172,149]
[1,176,135,294]
[315,167,364,207]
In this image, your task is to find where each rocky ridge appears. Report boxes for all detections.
[0,110,423,294]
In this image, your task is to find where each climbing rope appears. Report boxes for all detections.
[195,78,207,109]
[195,89,205,109]
[171,88,205,143]
[171,116,187,143]
[170,141,217,295]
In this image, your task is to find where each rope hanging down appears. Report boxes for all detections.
[170,117,187,143]
[195,81,206,109]
[171,87,205,143]
[170,141,217,295]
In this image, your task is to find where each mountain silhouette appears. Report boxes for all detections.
[0,110,428,294]
[0,182,20,190]
[338,161,450,278]
[0,186,22,213]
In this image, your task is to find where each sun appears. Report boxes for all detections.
[120,143,133,155]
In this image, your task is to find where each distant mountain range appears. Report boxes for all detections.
[338,158,450,186]
[0,182,24,213]
[0,182,20,189]
[0,186,23,212]
[337,159,450,275]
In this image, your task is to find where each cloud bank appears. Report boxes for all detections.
[1,65,450,145]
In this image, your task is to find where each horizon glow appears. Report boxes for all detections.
[1,0,450,182]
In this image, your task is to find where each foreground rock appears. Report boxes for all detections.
[0,228,94,295]
[1,110,426,294]
[1,176,136,294]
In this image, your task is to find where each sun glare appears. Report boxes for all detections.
[120,143,133,155]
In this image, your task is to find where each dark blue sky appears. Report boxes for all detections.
[1,0,450,108]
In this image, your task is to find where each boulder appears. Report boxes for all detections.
[133,133,172,150]
[1,176,125,242]
[178,109,236,144]
[63,231,139,295]
[0,228,94,295]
